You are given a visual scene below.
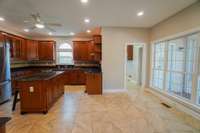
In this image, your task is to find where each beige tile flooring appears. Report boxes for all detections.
[0,85,200,133]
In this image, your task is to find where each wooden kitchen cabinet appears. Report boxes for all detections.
[1,31,56,62]
[5,36,22,60]
[17,72,65,114]
[19,81,45,112]
[0,32,4,41]
[93,35,102,62]
[68,69,86,85]
[73,40,101,62]
[2,33,27,60]
[88,41,95,61]
[127,45,133,60]
[20,38,27,60]
[73,41,89,61]
[63,69,86,85]
[93,35,102,44]
[38,41,55,61]
[86,72,102,95]
[26,40,38,60]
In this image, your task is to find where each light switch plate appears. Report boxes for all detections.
[29,86,34,93]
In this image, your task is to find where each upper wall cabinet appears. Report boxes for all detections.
[93,35,102,44]
[127,45,134,60]
[73,35,102,62]
[93,35,102,62]
[38,41,55,61]
[3,33,27,61]
[73,41,89,61]
[26,40,39,61]
[1,31,56,62]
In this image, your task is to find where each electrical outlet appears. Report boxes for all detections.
[29,86,34,93]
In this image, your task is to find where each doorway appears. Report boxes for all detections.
[124,43,144,90]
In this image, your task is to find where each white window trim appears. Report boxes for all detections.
[150,32,200,109]
[56,43,73,65]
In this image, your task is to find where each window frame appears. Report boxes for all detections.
[151,42,166,90]
[56,43,73,65]
[150,32,200,107]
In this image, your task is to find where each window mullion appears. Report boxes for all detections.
[192,33,200,104]
[183,37,187,101]
[163,42,168,91]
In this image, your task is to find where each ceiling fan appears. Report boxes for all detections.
[24,13,62,32]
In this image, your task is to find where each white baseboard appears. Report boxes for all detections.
[145,88,200,121]
[103,88,127,93]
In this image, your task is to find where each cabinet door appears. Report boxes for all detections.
[73,41,89,61]
[88,41,95,61]
[127,45,133,60]
[93,35,101,44]
[63,71,70,85]
[19,81,44,110]
[86,73,102,95]
[78,70,86,84]
[68,70,78,85]
[20,38,27,60]
[38,41,55,60]
[73,42,79,61]
[79,42,88,61]
[27,40,38,60]
[12,37,21,60]
[0,32,3,41]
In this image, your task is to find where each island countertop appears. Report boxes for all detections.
[16,71,65,82]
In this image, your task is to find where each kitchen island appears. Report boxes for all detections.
[16,71,65,114]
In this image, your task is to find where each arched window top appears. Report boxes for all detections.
[58,43,72,49]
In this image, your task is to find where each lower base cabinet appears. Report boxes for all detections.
[63,69,86,85]
[86,72,102,95]
[18,73,64,114]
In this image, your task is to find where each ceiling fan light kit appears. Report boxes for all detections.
[35,23,45,29]
[23,13,62,35]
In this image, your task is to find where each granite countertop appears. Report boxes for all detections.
[55,67,102,73]
[84,68,102,73]
[16,71,64,82]
[0,117,11,126]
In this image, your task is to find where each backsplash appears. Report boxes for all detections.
[11,60,56,68]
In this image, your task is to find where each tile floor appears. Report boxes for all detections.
[0,85,200,133]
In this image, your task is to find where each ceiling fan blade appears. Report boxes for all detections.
[29,26,36,30]
[45,23,62,27]
[24,20,35,25]
[24,20,31,23]
[46,26,56,32]
[31,13,41,23]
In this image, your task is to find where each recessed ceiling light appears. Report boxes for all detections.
[48,32,53,35]
[70,32,75,36]
[137,11,144,16]
[0,17,5,21]
[84,18,90,23]
[24,29,29,32]
[86,30,91,33]
[35,23,45,29]
[81,0,88,4]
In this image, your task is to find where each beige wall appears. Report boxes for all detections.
[150,2,200,42]
[102,27,150,91]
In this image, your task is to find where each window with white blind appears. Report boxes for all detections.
[151,32,200,106]
[56,43,73,65]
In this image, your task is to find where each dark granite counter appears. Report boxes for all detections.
[16,71,64,82]
[0,117,11,126]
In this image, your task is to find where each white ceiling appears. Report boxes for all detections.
[0,0,197,37]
